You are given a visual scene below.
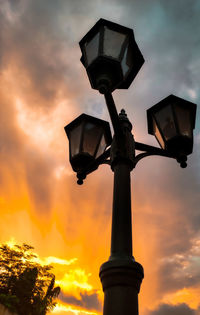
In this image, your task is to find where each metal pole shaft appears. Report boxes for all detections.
[111,162,132,258]
[100,160,143,315]
[99,109,144,315]
[104,92,122,137]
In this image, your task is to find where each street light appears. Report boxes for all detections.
[147,94,196,166]
[64,114,112,174]
[79,18,144,94]
[65,18,197,315]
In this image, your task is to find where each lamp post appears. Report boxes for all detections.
[65,19,197,315]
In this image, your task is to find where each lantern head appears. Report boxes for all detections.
[65,114,112,172]
[147,95,197,158]
[79,18,144,94]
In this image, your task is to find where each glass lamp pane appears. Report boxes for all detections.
[155,105,176,141]
[153,118,165,149]
[121,45,129,76]
[175,105,192,137]
[103,26,126,59]
[96,134,107,158]
[121,43,133,76]
[85,32,100,65]
[69,124,82,157]
[83,122,103,156]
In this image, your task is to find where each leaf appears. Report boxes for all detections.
[0,243,60,315]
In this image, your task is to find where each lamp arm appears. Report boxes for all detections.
[76,147,111,184]
[134,151,175,168]
[134,141,187,168]
[135,141,174,157]
[104,92,123,137]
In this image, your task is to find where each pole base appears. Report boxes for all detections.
[99,259,144,315]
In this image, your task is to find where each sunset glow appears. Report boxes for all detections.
[52,303,98,315]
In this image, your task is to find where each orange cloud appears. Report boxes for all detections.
[162,287,200,309]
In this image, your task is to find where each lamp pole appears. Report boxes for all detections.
[65,18,197,315]
[99,96,143,315]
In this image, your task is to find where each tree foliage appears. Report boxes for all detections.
[0,243,60,315]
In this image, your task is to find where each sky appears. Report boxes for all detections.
[0,0,200,314]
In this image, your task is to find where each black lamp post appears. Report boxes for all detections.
[65,18,197,315]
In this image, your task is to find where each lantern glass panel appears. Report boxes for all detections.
[155,105,176,141]
[83,122,103,156]
[153,118,165,149]
[96,134,107,158]
[175,105,192,137]
[69,124,82,157]
[121,45,129,76]
[103,26,126,59]
[121,43,133,76]
[85,32,100,65]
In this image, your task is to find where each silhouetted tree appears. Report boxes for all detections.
[0,243,60,315]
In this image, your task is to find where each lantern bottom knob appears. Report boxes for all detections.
[177,155,187,168]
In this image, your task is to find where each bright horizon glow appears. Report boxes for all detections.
[52,303,98,315]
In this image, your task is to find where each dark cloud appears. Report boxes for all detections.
[147,303,196,315]
[157,255,200,294]
[59,290,102,311]
[114,0,200,109]
[0,0,85,110]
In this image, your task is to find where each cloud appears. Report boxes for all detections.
[147,303,197,315]
[0,0,84,110]
[59,290,102,312]
[157,251,200,294]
